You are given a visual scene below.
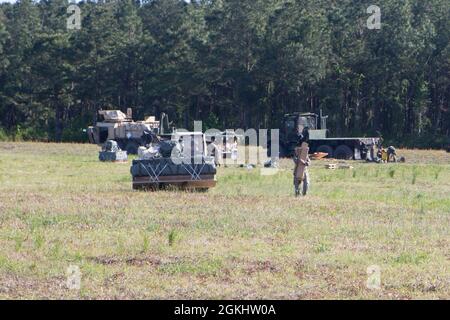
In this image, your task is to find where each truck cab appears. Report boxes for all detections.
[280,112,328,156]
[282,112,327,138]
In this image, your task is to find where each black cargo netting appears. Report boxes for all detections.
[131,158,216,181]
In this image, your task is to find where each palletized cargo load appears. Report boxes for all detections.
[130,131,218,191]
[99,150,128,162]
[131,158,217,177]
[131,157,217,190]
[99,140,128,162]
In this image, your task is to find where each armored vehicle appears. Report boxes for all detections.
[87,109,166,154]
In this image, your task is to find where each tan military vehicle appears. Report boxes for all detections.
[87,108,163,154]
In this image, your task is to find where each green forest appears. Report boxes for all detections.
[0,0,449,147]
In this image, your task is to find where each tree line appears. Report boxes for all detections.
[0,0,448,148]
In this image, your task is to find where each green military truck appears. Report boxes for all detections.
[268,111,381,160]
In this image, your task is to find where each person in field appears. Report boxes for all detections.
[207,136,221,166]
[293,136,311,197]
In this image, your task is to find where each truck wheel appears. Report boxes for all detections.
[317,145,333,158]
[126,141,139,155]
[334,145,353,160]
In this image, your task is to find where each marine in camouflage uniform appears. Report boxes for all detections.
[207,136,221,166]
[293,142,311,197]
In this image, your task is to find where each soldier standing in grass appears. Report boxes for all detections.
[293,136,311,197]
[207,136,221,166]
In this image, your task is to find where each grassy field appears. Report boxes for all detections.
[0,142,448,299]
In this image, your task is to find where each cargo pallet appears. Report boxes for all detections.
[131,157,217,191]
[132,175,216,191]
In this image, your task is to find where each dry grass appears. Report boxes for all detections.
[0,142,449,299]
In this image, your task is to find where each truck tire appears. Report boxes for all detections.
[316,145,333,158]
[334,145,353,160]
[126,141,140,155]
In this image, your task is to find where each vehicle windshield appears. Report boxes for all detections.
[285,119,296,133]
[298,116,316,132]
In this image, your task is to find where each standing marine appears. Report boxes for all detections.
[293,136,311,197]
[207,136,221,166]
